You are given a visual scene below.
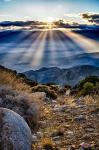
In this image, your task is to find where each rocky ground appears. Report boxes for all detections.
[32,95,99,150]
[0,66,99,149]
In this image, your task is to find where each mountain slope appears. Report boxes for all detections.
[0,65,37,92]
[24,65,99,86]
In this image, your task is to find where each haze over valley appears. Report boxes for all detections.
[0,28,99,72]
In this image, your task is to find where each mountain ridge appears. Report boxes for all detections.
[24,65,99,86]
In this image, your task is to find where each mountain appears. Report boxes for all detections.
[24,65,99,86]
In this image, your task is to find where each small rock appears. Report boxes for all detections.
[52,100,57,103]
[79,142,92,150]
[51,130,64,138]
[38,121,46,128]
[67,131,74,135]
[68,145,75,150]
[37,132,43,138]
[32,134,38,143]
[85,128,94,132]
[66,131,74,138]
[74,115,86,123]
[53,105,67,112]
[52,136,61,141]
[66,89,71,96]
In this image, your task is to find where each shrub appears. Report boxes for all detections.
[73,76,99,96]
[78,76,99,90]
[42,138,54,150]
[49,85,59,93]
[0,86,39,132]
[32,85,57,100]
[81,82,94,96]
[47,90,57,100]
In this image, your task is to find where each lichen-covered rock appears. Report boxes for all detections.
[0,108,32,150]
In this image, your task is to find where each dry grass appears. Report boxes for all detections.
[0,66,47,132]
[0,67,31,93]
[32,138,55,150]
[0,85,40,131]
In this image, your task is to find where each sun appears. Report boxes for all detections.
[47,17,54,23]
[46,17,54,29]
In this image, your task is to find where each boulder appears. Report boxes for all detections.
[0,108,32,150]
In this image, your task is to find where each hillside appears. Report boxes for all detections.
[24,65,99,86]
[0,65,99,149]
[0,65,37,92]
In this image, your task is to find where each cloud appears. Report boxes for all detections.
[82,13,99,24]
[0,21,32,27]
[63,13,88,24]
[0,20,48,30]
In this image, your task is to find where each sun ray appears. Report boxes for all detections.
[17,31,43,65]
[0,31,30,53]
[0,31,33,70]
[30,31,47,69]
[54,30,73,57]
[48,30,58,65]
[62,29,99,55]
[58,29,84,55]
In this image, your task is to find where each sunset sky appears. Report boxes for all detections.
[0,0,99,23]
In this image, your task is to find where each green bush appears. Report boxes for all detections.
[74,76,99,96]
[81,82,94,96]
[78,76,99,90]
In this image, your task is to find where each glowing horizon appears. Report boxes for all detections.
[0,0,99,24]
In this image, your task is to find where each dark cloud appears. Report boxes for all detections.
[0,20,48,30]
[82,13,99,24]
[0,21,39,27]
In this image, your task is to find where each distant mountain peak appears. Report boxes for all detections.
[24,65,99,86]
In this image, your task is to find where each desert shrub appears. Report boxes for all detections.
[43,144,54,150]
[78,76,99,90]
[0,86,39,132]
[48,85,59,93]
[32,85,57,99]
[42,138,54,150]
[32,85,49,92]
[80,82,94,96]
[47,90,57,100]
[73,76,99,96]
[25,79,37,87]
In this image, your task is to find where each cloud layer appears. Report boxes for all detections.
[82,13,99,24]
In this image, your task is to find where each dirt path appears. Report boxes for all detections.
[33,96,99,149]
